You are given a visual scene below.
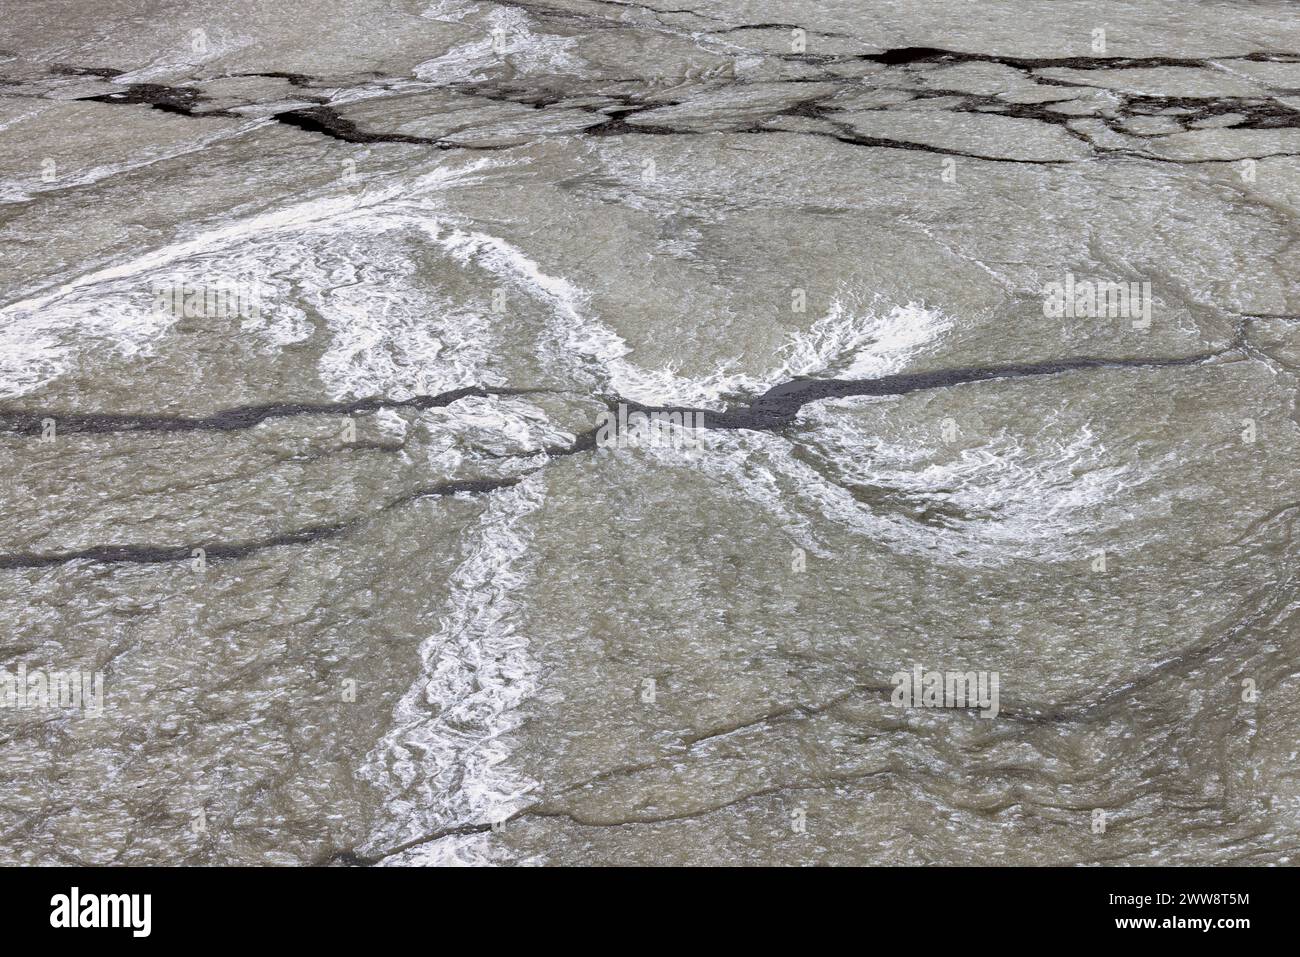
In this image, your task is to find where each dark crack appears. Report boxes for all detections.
[271,105,447,145]
[348,542,1297,865]
[839,46,1300,71]
[83,82,236,118]
[228,70,317,88]
[618,349,1228,436]
[1,350,1235,571]
[0,386,544,436]
[346,766,894,864]
[16,43,1288,166]
[0,477,522,571]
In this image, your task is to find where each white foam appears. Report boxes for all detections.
[779,300,956,380]
[419,395,574,471]
[419,0,485,24]
[413,6,580,85]
[424,227,958,410]
[362,476,546,864]
[689,412,1131,565]
[0,157,498,399]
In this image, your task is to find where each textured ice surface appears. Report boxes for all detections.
[1,0,1298,866]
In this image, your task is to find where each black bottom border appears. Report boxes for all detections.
[1,864,1287,942]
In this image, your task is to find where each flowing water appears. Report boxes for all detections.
[1,0,1298,866]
